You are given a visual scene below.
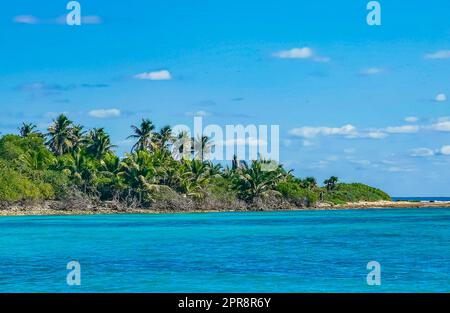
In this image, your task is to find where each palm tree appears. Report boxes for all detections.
[86,128,116,159]
[193,135,214,161]
[178,159,212,199]
[172,131,192,160]
[18,123,40,138]
[324,176,339,191]
[154,125,173,150]
[232,160,286,202]
[231,154,241,171]
[118,150,167,203]
[301,177,317,190]
[70,124,86,152]
[46,114,74,156]
[20,149,55,171]
[57,149,95,193]
[127,119,156,152]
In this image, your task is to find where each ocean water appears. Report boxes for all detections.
[0,208,449,293]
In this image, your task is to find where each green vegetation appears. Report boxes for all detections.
[0,114,391,210]
[322,183,391,205]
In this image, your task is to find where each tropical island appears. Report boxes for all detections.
[1,114,448,216]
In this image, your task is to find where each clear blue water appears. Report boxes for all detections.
[0,208,449,292]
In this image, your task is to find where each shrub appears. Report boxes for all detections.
[276,180,319,207]
[0,164,54,201]
[323,183,391,204]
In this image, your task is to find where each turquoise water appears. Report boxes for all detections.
[0,208,449,292]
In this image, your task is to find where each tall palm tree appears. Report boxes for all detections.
[324,176,339,191]
[172,131,192,160]
[127,119,155,152]
[301,177,317,190]
[178,159,211,199]
[154,125,173,150]
[18,123,40,138]
[46,114,74,156]
[86,128,116,159]
[231,154,241,171]
[193,135,214,161]
[118,150,169,202]
[70,124,86,152]
[232,160,286,202]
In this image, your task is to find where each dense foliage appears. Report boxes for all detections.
[0,115,391,209]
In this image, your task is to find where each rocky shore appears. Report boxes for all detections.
[1,200,450,216]
[315,200,450,210]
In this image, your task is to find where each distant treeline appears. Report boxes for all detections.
[0,114,390,211]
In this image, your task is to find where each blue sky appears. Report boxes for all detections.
[1,0,450,196]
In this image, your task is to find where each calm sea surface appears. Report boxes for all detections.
[0,208,449,292]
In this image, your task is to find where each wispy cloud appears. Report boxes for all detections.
[425,50,450,59]
[17,82,75,92]
[385,125,420,134]
[80,83,109,88]
[360,67,384,75]
[273,47,330,62]
[289,124,388,139]
[185,110,210,117]
[290,118,450,141]
[441,145,450,155]
[429,119,450,132]
[410,148,435,157]
[404,116,419,123]
[410,145,450,157]
[88,109,121,118]
[13,15,102,25]
[134,70,172,81]
[13,15,39,24]
[289,124,357,138]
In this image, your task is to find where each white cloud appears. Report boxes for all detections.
[410,148,435,157]
[289,125,389,140]
[360,67,384,75]
[289,118,450,141]
[134,70,172,81]
[13,15,38,24]
[88,108,121,118]
[385,166,413,173]
[273,47,313,59]
[425,50,450,59]
[435,93,447,102]
[363,131,388,139]
[440,145,450,155]
[289,124,357,138]
[273,47,329,62]
[429,121,450,132]
[404,116,419,123]
[385,125,420,134]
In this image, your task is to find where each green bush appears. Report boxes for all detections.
[276,180,319,207]
[323,183,391,204]
[0,164,54,201]
[208,177,238,200]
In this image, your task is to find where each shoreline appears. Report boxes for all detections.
[1,200,450,217]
